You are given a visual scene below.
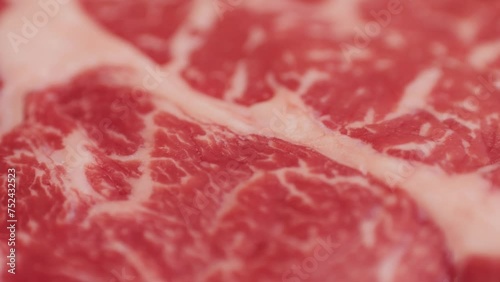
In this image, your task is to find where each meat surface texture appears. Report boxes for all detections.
[0,0,499,281]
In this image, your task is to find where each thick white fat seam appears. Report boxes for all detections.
[385,141,436,158]
[0,0,151,135]
[0,0,499,269]
[242,91,500,262]
[154,65,500,262]
[377,245,405,282]
[389,67,442,119]
[469,40,500,70]
[166,0,219,73]
[455,18,479,44]
[241,0,365,36]
[107,241,163,282]
[56,130,98,197]
[224,61,248,102]
[316,0,366,36]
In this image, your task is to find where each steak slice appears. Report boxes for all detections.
[1,67,451,282]
[0,0,499,281]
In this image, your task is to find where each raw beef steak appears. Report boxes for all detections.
[0,0,499,282]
